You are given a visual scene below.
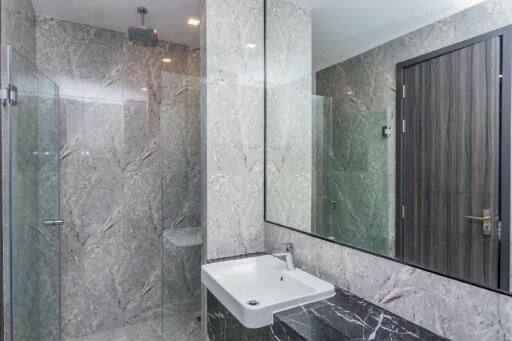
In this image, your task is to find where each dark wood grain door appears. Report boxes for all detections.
[402,36,501,287]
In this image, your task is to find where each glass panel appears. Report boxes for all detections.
[4,47,60,341]
[160,70,202,340]
[319,109,390,256]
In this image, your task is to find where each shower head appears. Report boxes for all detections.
[128,7,158,44]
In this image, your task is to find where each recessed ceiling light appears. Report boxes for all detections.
[162,58,172,63]
[246,43,256,49]
[187,18,201,26]
[141,87,148,92]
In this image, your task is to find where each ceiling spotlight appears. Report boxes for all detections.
[162,58,172,63]
[141,87,148,92]
[187,18,201,26]
[246,43,256,49]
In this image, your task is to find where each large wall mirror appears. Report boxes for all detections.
[264,0,512,295]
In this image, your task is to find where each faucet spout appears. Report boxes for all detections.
[272,243,295,270]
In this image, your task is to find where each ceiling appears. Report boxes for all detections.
[291,0,487,71]
[32,0,486,68]
[31,0,202,48]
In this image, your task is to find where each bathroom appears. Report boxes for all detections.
[1,0,512,340]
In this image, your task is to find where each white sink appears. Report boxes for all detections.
[201,254,335,328]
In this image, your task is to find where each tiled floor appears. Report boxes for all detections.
[64,319,162,341]
[64,313,201,341]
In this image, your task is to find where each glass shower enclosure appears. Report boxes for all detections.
[2,46,61,341]
[313,95,392,257]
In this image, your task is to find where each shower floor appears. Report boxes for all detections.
[62,313,200,341]
[64,320,161,341]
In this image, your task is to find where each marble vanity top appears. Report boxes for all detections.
[273,288,446,340]
[207,253,447,341]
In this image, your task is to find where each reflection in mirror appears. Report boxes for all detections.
[264,0,512,293]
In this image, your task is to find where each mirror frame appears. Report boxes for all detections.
[262,0,512,297]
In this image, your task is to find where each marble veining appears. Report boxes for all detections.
[207,279,444,340]
[1,0,37,63]
[263,1,512,340]
[316,109,391,256]
[265,223,512,340]
[275,288,445,341]
[206,253,444,340]
[265,0,313,232]
[204,0,265,259]
[315,0,512,260]
[36,16,201,341]
[207,290,303,341]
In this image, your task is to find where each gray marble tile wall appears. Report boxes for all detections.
[204,0,265,259]
[35,16,200,341]
[266,223,512,340]
[265,0,313,232]
[1,0,36,63]
[316,109,391,256]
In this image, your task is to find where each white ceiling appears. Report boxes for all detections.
[291,0,487,71]
[31,0,202,48]
[31,0,486,68]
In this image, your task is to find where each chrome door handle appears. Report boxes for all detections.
[465,209,492,236]
[43,220,64,226]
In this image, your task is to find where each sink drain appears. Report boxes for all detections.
[247,300,259,306]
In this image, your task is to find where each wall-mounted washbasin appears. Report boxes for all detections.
[201,254,335,328]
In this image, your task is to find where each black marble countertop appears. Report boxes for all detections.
[274,288,446,340]
[207,253,447,341]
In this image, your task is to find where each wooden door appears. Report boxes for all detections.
[402,37,501,286]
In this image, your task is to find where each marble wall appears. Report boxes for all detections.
[36,16,201,341]
[315,109,391,255]
[266,223,512,340]
[265,0,312,232]
[204,0,265,259]
[1,0,36,63]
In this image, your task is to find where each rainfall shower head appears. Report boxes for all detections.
[128,7,158,44]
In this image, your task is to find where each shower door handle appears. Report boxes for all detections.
[43,220,64,226]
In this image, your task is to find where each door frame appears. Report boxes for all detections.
[396,25,512,291]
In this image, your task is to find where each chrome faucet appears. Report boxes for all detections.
[272,243,295,271]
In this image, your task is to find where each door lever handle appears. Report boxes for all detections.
[464,215,491,221]
[464,209,492,236]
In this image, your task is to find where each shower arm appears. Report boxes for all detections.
[138,7,147,26]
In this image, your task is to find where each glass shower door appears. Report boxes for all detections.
[2,46,60,341]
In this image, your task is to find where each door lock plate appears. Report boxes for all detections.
[482,209,492,236]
